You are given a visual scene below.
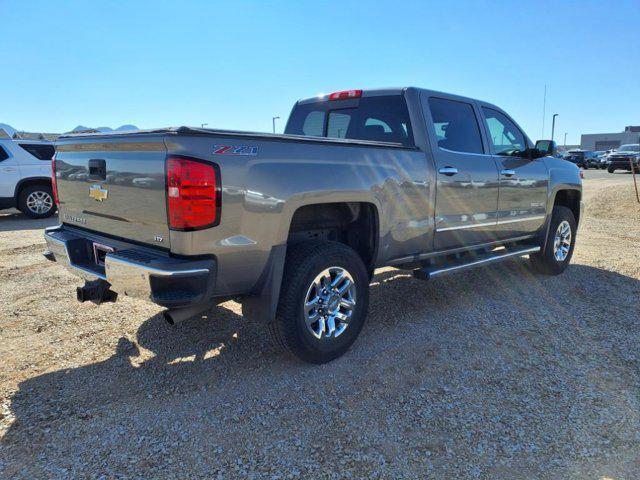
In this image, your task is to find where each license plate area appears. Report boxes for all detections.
[93,242,115,266]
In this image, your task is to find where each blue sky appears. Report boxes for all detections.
[2,0,639,144]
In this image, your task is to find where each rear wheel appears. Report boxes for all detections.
[607,166,615,173]
[530,206,576,275]
[18,184,56,219]
[268,240,370,364]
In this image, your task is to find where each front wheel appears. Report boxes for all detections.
[268,241,370,364]
[530,206,576,275]
[607,166,615,173]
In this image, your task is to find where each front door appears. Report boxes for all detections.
[480,107,548,238]
[422,96,500,251]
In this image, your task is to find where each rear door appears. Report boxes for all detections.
[479,107,548,238]
[0,143,20,198]
[55,134,170,248]
[421,95,500,250]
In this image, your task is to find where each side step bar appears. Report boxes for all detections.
[413,245,540,281]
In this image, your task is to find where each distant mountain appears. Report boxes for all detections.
[0,123,17,136]
[69,124,139,133]
[116,124,139,132]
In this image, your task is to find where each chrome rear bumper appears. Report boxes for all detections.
[44,225,216,308]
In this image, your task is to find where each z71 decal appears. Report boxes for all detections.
[213,145,258,156]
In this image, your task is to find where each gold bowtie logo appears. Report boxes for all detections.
[89,184,108,202]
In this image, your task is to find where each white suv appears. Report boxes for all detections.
[0,137,57,218]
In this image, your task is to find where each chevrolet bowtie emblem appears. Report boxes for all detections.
[89,184,108,202]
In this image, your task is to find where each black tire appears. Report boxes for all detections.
[607,166,615,173]
[268,240,370,364]
[530,206,576,275]
[17,184,56,219]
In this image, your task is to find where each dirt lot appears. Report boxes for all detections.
[1,172,639,479]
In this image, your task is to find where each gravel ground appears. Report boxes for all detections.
[1,174,639,479]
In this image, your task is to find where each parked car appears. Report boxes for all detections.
[44,87,583,363]
[563,150,597,169]
[592,151,609,169]
[607,144,640,173]
[0,137,57,218]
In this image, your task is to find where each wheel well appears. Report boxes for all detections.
[554,189,581,223]
[15,177,51,199]
[287,202,378,268]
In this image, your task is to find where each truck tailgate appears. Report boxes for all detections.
[55,136,170,248]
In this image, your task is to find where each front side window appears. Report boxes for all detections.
[482,108,527,156]
[427,97,484,154]
[327,112,351,138]
[18,143,55,160]
[0,146,8,162]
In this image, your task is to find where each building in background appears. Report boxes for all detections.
[581,126,640,151]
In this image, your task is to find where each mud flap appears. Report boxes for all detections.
[241,244,287,323]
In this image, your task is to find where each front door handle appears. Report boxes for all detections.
[500,169,516,177]
[438,166,459,176]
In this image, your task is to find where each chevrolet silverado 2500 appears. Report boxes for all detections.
[44,87,583,363]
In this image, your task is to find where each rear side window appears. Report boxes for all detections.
[285,95,414,147]
[18,143,55,160]
[0,146,8,161]
[428,97,484,154]
[301,111,325,136]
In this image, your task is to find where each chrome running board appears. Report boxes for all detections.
[412,245,540,281]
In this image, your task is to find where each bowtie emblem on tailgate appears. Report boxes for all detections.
[89,184,108,202]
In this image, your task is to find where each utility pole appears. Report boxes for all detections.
[201,123,208,128]
[563,132,567,148]
[551,114,559,142]
[272,116,280,134]
[541,84,547,138]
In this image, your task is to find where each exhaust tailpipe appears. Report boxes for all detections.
[163,302,216,326]
[77,279,118,304]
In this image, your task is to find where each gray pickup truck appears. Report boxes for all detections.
[44,87,583,363]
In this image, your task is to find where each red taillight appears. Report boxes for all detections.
[328,89,362,101]
[51,155,59,206]
[166,156,220,230]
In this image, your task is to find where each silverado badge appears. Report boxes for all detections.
[89,184,108,202]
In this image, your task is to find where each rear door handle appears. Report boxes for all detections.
[438,166,459,176]
[500,169,516,177]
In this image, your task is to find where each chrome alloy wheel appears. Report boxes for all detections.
[25,191,53,215]
[553,220,572,261]
[303,266,357,340]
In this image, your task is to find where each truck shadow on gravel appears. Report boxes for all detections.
[3,261,640,475]
[0,211,58,232]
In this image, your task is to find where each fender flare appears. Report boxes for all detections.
[13,176,51,200]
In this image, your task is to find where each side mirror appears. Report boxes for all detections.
[534,140,557,158]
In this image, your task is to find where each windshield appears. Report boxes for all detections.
[618,144,640,152]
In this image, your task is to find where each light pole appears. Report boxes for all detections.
[272,116,280,134]
[563,132,567,148]
[201,123,208,128]
[551,114,559,142]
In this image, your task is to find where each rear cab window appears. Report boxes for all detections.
[285,95,415,147]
